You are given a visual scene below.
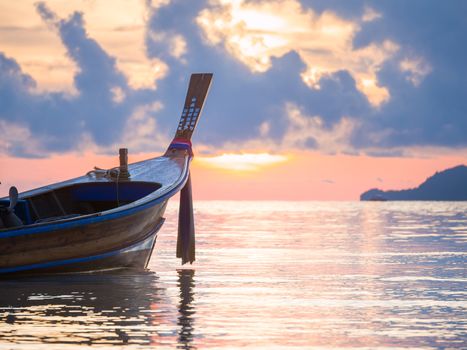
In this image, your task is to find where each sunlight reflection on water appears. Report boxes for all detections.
[0,201,466,349]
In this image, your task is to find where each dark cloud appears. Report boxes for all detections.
[0,0,466,158]
[0,3,160,157]
[146,0,372,148]
[351,0,467,149]
[144,0,467,152]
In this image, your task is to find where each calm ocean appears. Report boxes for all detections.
[1,201,466,349]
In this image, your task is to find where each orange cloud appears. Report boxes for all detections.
[197,0,400,106]
[0,0,166,92]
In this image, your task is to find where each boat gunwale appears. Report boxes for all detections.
[0,155,190,239]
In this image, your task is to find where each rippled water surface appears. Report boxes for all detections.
[1,201,466,349]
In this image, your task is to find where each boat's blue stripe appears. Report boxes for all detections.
[0,228,158,274]
[0,162,190,239]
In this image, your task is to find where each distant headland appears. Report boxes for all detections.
[360,165,467,201]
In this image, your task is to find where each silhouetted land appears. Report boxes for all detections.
[360,165,467,201]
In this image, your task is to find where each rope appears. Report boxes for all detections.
[86,166,120,178]
[116,168,120,207]
[86,166,121,207]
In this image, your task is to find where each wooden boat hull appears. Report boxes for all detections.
[0,153,191,275]
[0,200,168,276]
[0,219,161,276]
[0,153,188,276]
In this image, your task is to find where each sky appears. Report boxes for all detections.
[0,0,466,200]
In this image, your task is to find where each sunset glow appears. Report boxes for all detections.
[0,0,466,200]
[0,2,465,348]
[197,153,288,172]
[1,149,466,200]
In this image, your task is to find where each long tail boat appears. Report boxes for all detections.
[0,73,213,276]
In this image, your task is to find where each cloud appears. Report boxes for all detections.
[148,31,188,63]
[0,0,466,160]
[350,1,467,149]
[0,0,165,92]
[197,0,399,106]
[0,120,45,158]
[281,103,358,153]
[322,179,335,184]
[0,4,169,157]
[399,57,431,86]
[117,102,170,152]
[0,2,77,93]
[205,101,359,155]
[362,6,382,22]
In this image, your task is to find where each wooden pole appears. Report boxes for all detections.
[177,174,195,264]
[119,148,130,179]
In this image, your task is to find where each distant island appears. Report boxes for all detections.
[360,165,467,201]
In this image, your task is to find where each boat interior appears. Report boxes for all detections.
[0,181,161,229]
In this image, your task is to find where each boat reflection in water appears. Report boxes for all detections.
[0,270,196,347]
[177,269,196,348]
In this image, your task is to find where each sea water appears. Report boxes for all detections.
[0,201,466,349]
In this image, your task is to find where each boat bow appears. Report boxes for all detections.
[0,73,213,274]
[168,73,213,264]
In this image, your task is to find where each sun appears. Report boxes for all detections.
[197,153,288,171]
